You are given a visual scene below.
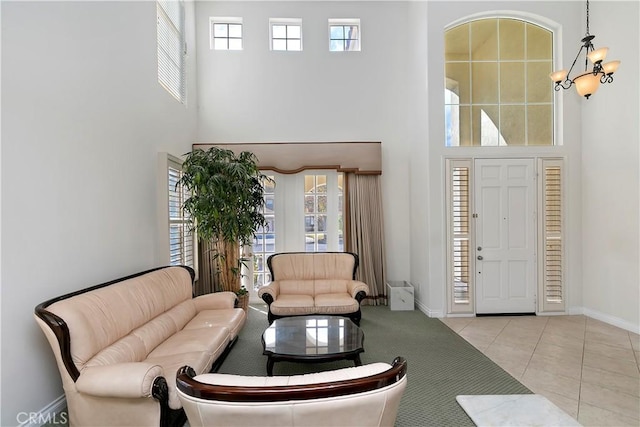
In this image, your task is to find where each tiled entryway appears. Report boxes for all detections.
[440,315,640,426]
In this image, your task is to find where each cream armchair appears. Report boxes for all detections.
[176,357,407,427]
[258,252,369,325]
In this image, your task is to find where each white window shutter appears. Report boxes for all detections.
[446,159,473,313]
[168,159,194,269]
[538,159,564,312]
[157,1,186,103]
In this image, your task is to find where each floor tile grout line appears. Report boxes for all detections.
[576,315,587,422]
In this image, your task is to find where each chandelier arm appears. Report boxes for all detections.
[564,44,587,84]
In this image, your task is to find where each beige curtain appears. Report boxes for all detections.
[346,174,387,305]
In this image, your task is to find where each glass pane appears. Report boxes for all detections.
[471,62,498,104]
[316,176,327,192]
[317,216,327,232]
[214,38,228,50]
[317,196,327,213]
[499,19,525,60]
[305,175,315,193]
[264,176,276,193]
[500,62,525,103]
[305,234,315,252]
[305,215,315,232]
[345,26,358,39]
[213,23,228,38]
[527,105,553,145]
[445,23,469,61]
[471,19,497,60]
[304,195,315,213]
[287,25,301,39]
[264,195,275,214]
[228,39,242,50]
[265,217,275,233]
[500,105,526,145]
[527,24,552,60]
[346,38,359,51]
[288,40,301,51]
[459,105,472,146]
[330,40,343,51]
[445,62,470,105]
[273,39,286,50]
[527,61,553,103]
[317,233,327,252]
[474,106,501,146]
[330,25,344,39]
[229,24,242,38]
[272,25,286,39]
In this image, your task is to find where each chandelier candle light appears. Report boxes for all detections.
[550,0,620,99]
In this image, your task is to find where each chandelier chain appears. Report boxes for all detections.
[585,0,590,36]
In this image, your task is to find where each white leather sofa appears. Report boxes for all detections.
[34,265,246,427]
[176,357,408,427]
[258,252,369,325]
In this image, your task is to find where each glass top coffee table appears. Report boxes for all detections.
[261,315,365,376]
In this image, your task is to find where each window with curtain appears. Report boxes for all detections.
[445,18,553,146]
[157,0,186,103]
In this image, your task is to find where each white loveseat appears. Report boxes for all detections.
[34,265,246,427]
[176,357,408,427]
[258,252,369,325]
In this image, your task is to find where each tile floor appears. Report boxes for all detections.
[440,315,640,426]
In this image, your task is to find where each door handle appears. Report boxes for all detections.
[477,255,483,261]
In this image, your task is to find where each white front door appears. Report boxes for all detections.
[474,158,536,314]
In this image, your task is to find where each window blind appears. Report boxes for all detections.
[157,1,186,103]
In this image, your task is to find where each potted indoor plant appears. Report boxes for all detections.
[178,146,271,301]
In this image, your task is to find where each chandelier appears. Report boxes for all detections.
[549,0,620,99]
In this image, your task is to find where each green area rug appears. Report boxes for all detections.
[218,304,531,427]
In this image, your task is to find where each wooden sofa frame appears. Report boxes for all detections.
[176,356,407,402]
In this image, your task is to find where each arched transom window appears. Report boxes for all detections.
[445,18,553,146]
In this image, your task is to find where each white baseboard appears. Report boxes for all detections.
[581,307,640,334]
[17,395,66,427]
[416,301,443,318]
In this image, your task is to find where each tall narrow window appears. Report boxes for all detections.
[305,175,328,252]
[329,19,361,51]
[446,159,473,313]
[270,18,302,51]
[539,159,564,312]
[210,17,243,50]
[157,0,186,103]
[167,158,194,268]
[444,18,553,146]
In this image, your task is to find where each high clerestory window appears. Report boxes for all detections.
[329,19,361,52]
[270,18,303,51]
[211,17,243,50]
[445,18,554,146]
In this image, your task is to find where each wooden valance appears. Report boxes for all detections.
[192,142,382,175]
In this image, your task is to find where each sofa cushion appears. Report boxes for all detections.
[270,294,316,317]
[147,327,229,360]
[314,294,360,314]
[184,309,246,339]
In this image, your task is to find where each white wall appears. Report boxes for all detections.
[195,1,412,282]
[0,1,198,424]
[581,1,640,332]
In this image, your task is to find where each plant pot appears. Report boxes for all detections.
[236,294,249,312]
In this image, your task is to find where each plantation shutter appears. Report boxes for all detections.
[157,1,186,103]
[168,159,194,268]
[539,159,564,312]
[447,159,473,313]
